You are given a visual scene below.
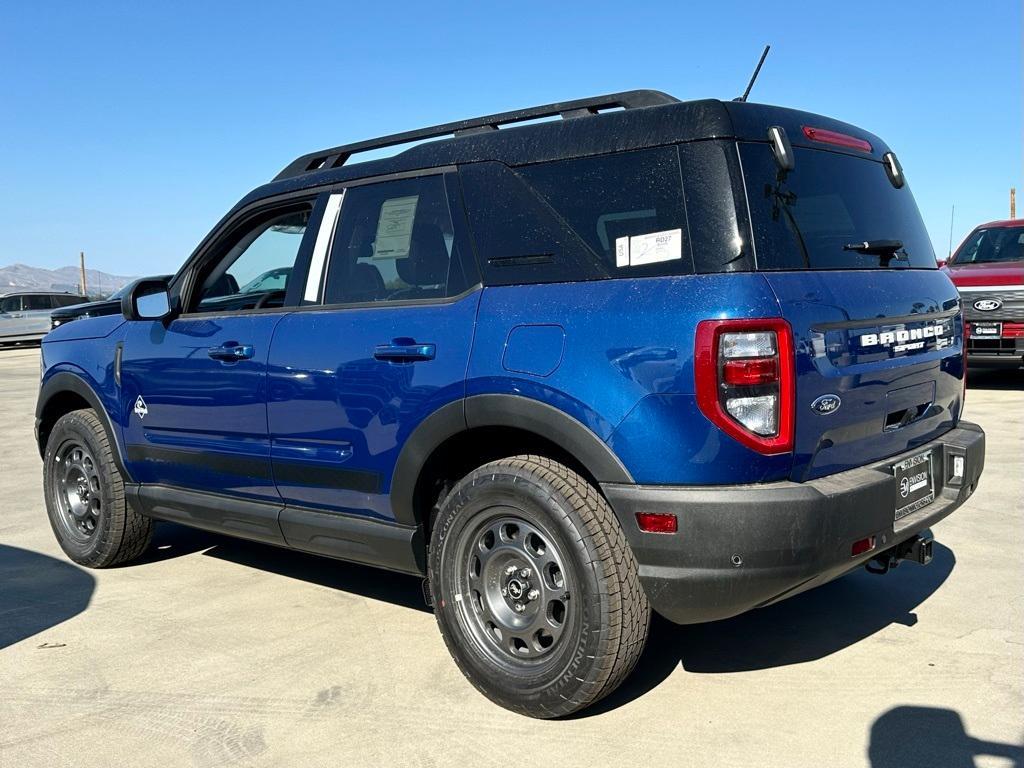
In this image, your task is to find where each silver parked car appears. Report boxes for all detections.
[0,292,87,345]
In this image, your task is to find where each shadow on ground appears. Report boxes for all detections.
[144,522,958,713]
[172,524,432,613]
[583,543,956,716]
[868,706,1024,768]
[0,544,95,649]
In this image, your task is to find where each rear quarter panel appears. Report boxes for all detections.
[468,274,792,484]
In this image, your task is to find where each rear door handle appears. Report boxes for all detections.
[373,339,436,362]
[207,344,255,362]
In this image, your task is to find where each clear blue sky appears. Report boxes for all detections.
[1,0,1020,277]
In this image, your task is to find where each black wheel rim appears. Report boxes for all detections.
[51,440,103,542]
[453,511,573,665]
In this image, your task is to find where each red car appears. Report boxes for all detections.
[943,218,1024,368]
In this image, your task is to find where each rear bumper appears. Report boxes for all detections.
[602,422,985,625]
[966,342,1023,367]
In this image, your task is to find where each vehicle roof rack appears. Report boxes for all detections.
[273,89,680,181]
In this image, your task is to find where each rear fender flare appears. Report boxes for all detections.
[389,394,633,527]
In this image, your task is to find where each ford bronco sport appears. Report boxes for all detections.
[37,90,985,718]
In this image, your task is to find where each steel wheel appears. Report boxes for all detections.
[50,440,103,543]
[453,511,574,666]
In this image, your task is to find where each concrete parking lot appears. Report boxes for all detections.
[0,346,1021,767]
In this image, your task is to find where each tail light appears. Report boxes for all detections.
[1002,322,1024,338]
[695,318,794,454]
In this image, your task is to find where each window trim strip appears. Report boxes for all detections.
[304,191,345,302]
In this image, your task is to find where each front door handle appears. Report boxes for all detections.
[373,339,436,362]
[207,343,255,362]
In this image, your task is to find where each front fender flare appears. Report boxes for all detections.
[36,370,131,481]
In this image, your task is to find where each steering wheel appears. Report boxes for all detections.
[253,290,287,309]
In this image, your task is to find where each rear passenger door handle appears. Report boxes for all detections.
[373,340,436,362]
[207,344,255,362]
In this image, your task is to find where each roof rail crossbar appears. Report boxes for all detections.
[273,89,679,181]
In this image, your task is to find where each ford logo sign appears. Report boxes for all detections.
[973,298,1002,311]
[811,394,842,415]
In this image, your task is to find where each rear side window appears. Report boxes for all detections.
[23,295,54,310]
[461,147,691,285]
[53,294,84,307]
[323,175,469,305]
[741,143,936,270]
[517,148,691,276]
[951,226,1024,265]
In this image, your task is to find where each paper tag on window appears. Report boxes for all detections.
[626,229,682,266]
[374,195,419,259]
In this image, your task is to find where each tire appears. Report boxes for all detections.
[428,455,650,718]
[43,408,153,568]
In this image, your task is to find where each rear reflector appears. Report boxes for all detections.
[635,512,678,534]
[1002,322,1024,338]
[802,125,872,153]
[851,536,876,557]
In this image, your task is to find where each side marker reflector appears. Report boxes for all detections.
[636,512,678,534]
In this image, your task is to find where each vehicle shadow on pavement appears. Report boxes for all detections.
[0,544,95,650]
[195,528,432,613]
[581,543,956,717]
[868,705,1024,768]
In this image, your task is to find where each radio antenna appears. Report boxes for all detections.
[736,45,771,102]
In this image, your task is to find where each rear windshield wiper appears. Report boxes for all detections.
[843,239,904,255]
[843,239,907,267]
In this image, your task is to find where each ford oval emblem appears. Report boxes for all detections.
[973,298,1002,311]
[811,394,842,415]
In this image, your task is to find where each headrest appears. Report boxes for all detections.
[396,223,450,287]
[349,262,385,302]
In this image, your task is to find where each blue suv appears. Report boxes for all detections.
[36,90,985,718]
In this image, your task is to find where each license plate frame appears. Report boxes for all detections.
[893,451,935,521]
[971,321,1002,338]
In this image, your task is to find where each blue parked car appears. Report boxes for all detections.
[36,90,985,717]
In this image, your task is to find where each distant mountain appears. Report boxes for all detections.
[0,263,139,299]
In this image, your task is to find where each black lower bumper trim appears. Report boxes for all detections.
[602,422,985,625]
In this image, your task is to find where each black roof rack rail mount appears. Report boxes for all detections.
[273,89,680,181]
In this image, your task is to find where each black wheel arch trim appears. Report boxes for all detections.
[36,371,134,483]
[389,394,633,527]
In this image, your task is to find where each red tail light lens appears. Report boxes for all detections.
[801,125,872,153]
[1002,322,1024,338]
[723,357,779,386]
[695,318,794,454]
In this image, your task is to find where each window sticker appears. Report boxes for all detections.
[615,228,682,267]
[374,195,419,259]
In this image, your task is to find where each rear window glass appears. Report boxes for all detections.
[515,147,692,277]
[741,143,936,270]
[951,226,1024,265]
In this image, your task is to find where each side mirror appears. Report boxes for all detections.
[936,258,948,269]
[122,278,174,321]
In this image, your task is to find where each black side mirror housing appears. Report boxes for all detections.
[122,278,175,322]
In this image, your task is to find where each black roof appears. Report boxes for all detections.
[237,91,891,210]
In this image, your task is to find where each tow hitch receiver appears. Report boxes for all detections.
[866,534,934,574]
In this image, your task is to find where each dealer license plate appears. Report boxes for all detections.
[971,322,1002,337]
[893,452,934,521]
